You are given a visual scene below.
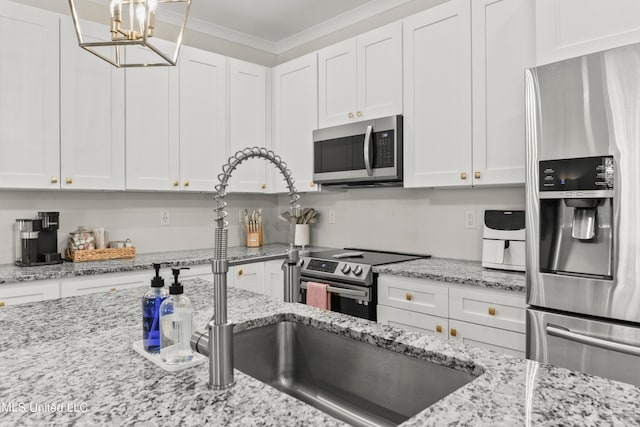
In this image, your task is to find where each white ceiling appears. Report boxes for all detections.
[180,0,412,54]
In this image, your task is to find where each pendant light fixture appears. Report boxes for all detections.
[68,0,191,67]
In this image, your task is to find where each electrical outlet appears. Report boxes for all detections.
[160,210,170,226]
[464,210,476,229]
[328,209,336,224]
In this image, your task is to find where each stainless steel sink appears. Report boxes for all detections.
[233,321,477,427]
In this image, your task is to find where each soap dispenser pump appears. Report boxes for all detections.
[160,267,194,365]
[142,263,169,353]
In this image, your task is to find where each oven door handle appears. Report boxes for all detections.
[547,324,640,357]
[364,124,374,176]
[300,282,369,300]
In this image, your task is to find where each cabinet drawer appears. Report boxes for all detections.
[378,275,448,317]
[378,305,448,339]
[60,272,148,297]
[449,286,525,333]
[230,262,265,294]
[449,319,525,358]
[0,280,60,306]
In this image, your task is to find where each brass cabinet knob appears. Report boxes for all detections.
[348,112,354,118]
[488,307,496,316]
[184,181,190,187]
[51,177,58,184]
[65,178,73,184]
[356,111,362,117]
[475,171,481,179]
[310,181,315,187]
[436,325,443,333]
[0,301,5,308]
[109,287,116,292]
[450,328,457,337]
[405,293,413,301]
[173,180,179,187]
[238,269,243,276]
[261,183,266,190]
[460,172,467,180]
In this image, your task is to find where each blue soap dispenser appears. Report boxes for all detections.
[142,263,169,353]
[160,267,194,365]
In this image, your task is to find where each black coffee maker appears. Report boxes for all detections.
[14,212,63,267]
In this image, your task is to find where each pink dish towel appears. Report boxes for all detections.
[306,282,331,310]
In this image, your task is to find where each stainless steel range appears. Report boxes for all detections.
[299,248,426,321]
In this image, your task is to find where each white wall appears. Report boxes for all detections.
[1,190,287,264]
[285,186,525,261]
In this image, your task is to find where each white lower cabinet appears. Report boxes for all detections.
[0,280,60,306]
[60,271,149,297]
[377,274,525,357]
[181,264,213,282]
[264,260,285,301]
[229,262,266,294]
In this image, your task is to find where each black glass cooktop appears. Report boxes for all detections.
[306,248,428,266]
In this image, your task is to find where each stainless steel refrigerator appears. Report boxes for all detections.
[525,43,640,386]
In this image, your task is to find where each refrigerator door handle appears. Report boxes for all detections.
[547,324,640,357]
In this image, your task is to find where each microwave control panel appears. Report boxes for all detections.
[539,156,614,191]
[373,130,395,168]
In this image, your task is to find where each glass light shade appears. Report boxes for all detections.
[68,0,191,67]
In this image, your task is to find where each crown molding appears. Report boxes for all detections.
[161,0,412,54]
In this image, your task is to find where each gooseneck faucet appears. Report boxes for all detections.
[191,147,301,390]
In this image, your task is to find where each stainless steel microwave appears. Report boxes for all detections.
[312,115,403,187]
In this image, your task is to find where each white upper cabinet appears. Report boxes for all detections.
[471,0,534,186]
[60,17,125,191]
[272,53,318,193]
[318,22,402,128]
[536,0,640,65]
[0,2,59,189]
[179,46,227,192]
[403,0,472,188]
[227,58,268,193]
[125,50,180,191]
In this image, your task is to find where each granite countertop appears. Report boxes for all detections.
[374,257,526,293]
[0,243,307,285]
[0,280,638,426]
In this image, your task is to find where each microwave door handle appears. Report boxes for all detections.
[364,124,373,176]
[547,324,640,357]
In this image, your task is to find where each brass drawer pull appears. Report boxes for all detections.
[475,171,481,179]
[66,177,73,184]
[238,269,244,276]
[173,180,179,187]
[310,181,315,187]
[184,181,190,187]
[348,112,354,118]
[51,177,58,184]
[405,293,412,301]
[488,307,496,316]
[109,288,116,292]
[460,172,467,180]
[261,184,266,190]
[356,111,362,117]
[450,328,457,337]
[0,301,5,307]
[436,325,442,333]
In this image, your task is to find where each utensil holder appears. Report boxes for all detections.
[294,224,310,248]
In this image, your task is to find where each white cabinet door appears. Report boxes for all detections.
[60,271,149,297]
[272,53,318,193]
[471,0,534,187]
[356,21,402,121]
[378,305,449,339]
[60,17,125,191]
[180,264,213,282]
[403,0,472,188]
[230,263,265,295]
[227,58,268,193]
[264,259,284,301]
[125,56,180,191]
[318,38,357,128]
[0,280,60,306]
[179,46,227,192]
[0,2,59,189]
[449,319,525,358]
[536,0,640,65]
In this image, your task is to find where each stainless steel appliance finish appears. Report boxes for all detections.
[525,42,640,385]
[299,249,425,321]
[233,321,476,427]
[313,115,403,187]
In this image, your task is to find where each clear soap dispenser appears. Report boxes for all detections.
[160,267,194,365]
[142,263,169,353]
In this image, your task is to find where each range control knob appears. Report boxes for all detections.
[341,264,351,274]
[353,265,363,276]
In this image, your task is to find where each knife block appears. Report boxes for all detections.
[246,224,263,248]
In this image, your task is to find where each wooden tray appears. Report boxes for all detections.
[66,247,136,262]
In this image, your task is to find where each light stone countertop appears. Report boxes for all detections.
[374,257,526,293]
[0,279,638,426]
